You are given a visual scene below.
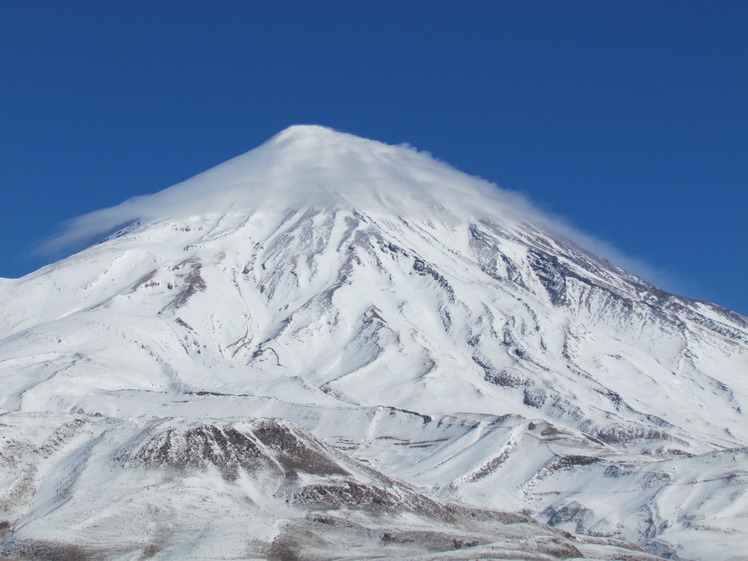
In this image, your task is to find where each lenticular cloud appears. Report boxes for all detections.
[42,125,664,287]
[42,126,527,248]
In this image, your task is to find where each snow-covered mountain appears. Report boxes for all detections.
[1,125,746,560]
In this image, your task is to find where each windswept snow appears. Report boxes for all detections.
[1,126,747,560]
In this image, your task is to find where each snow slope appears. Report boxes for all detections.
[1,126,746,560]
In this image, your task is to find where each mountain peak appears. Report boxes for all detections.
[271,124,344,142]
[48,126,526,253]
[256,124,400,166]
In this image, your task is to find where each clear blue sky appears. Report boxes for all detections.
[2,1,747,315]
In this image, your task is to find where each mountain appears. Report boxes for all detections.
[1,125,746,561]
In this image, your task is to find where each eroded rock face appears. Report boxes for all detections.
[118,419,350,481]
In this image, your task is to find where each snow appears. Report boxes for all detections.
[1,126,747,560]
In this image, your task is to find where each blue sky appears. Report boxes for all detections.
[1,1,747,315]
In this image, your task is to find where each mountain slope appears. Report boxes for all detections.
[1,126,746,560]
[2,412,672,561]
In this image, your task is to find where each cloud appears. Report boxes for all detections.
[38,125,678,292]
